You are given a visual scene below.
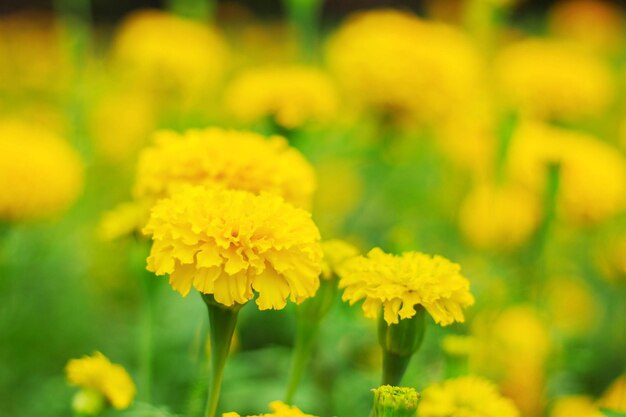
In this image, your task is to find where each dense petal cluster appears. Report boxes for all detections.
[320,239,359,280]
[327,9,482,125]
[134,128,316,209]
[112,10,229,101]
[65,352,136,410]
[144,186,322,310]
[337,248,474,325]
[224,66,339,129]
[494,39,614,120]
[223,401,317,417]
[0,120,83,222]
[419,376,520,417]
[459,183,541,250]
[508,122,626,224]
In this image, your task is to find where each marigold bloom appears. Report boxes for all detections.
[0,120,83,222]
[224,66,339,129]
[321,239,359,280]
[459,183,541,250]
[337,248,474,325]
[223,401,317,417]
[326,9,482,125]
[144,186,322,309]
[98,201,151,242]
[599,374,626,412]
[550,396,604,417]
[494,39,614,120]
[112,9,229,102]
[419,376,520,417]
[134,128,316,209]
[508,122,626,224]
[65,352,136,410]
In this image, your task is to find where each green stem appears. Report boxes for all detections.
[202,295,241,417]
[284,0,323,62]
[381,352,412,386]
[495,111,518,185]
[284,318,319,404]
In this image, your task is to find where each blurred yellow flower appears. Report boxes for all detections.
[224,66,339,129]
[596,233,626,283]
[494,39,614,120]
[223,401,316,417]
[550,396,603,417]
[111,9,229,104]
[321,239,359,280]
[508,122,626,224]
[65,352,136,410]
[441,334,477,357]
[98,201,151,242]
[459,182,541,250]
[134,128,316,209]
[599,374,626,412]
[326,9,482,125]
[0,120,83,222]
[419,375,520,417]
[546,277,599,335]
[337,248,474,325]
[144,185,322,309]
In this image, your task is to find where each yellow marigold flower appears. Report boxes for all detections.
[550,396,604,417]
[134,128,316,209]
[508,122,626,224]
[65,352,136,410]
[494,39,614,120]
[111,9,229,102]
[459,182,541,250]
[326,9,482,125]
[223,401,317,417]
[0,120,83,222]
[98,201,151,242]
[321,239,359,280]
[599,374,626,412]
[546,277,599,335]
[337,248,474,325]
[224,66,339,129]
[144,185,322,309]
[419,376,520,417]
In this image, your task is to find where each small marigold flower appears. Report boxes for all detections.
[143,185,322,310]
[65,352,136,410]
[459,182,541,250]
[134,128,316,209]
[372,385,419,417]
[337,247,474,325]
[326,9,481,125]
[419,376,520,417]
[111,9,229,102]
[0,120,83,222]
[321,239,359,280]
[224,66,339,129]
[223,401,317,417]
[494,39,614,120]
[508,122,626,224]
[550,396,604,417]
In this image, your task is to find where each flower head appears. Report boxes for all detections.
[337,248,474,325]
[144,185,322,310]
[326,9,481,125]
[0,120,83,222]
[65,352,136,410]
[112,9,229,102]
[459,182,541,250]
[494,39,614,120]
[508,122,626,224]
[134,128,316,209]
[419,376,520,417]
[321,239,359,280]
[223,401,317,417]
[224,66,339,129]
[550,396,604,417]
[372,385,419,417]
